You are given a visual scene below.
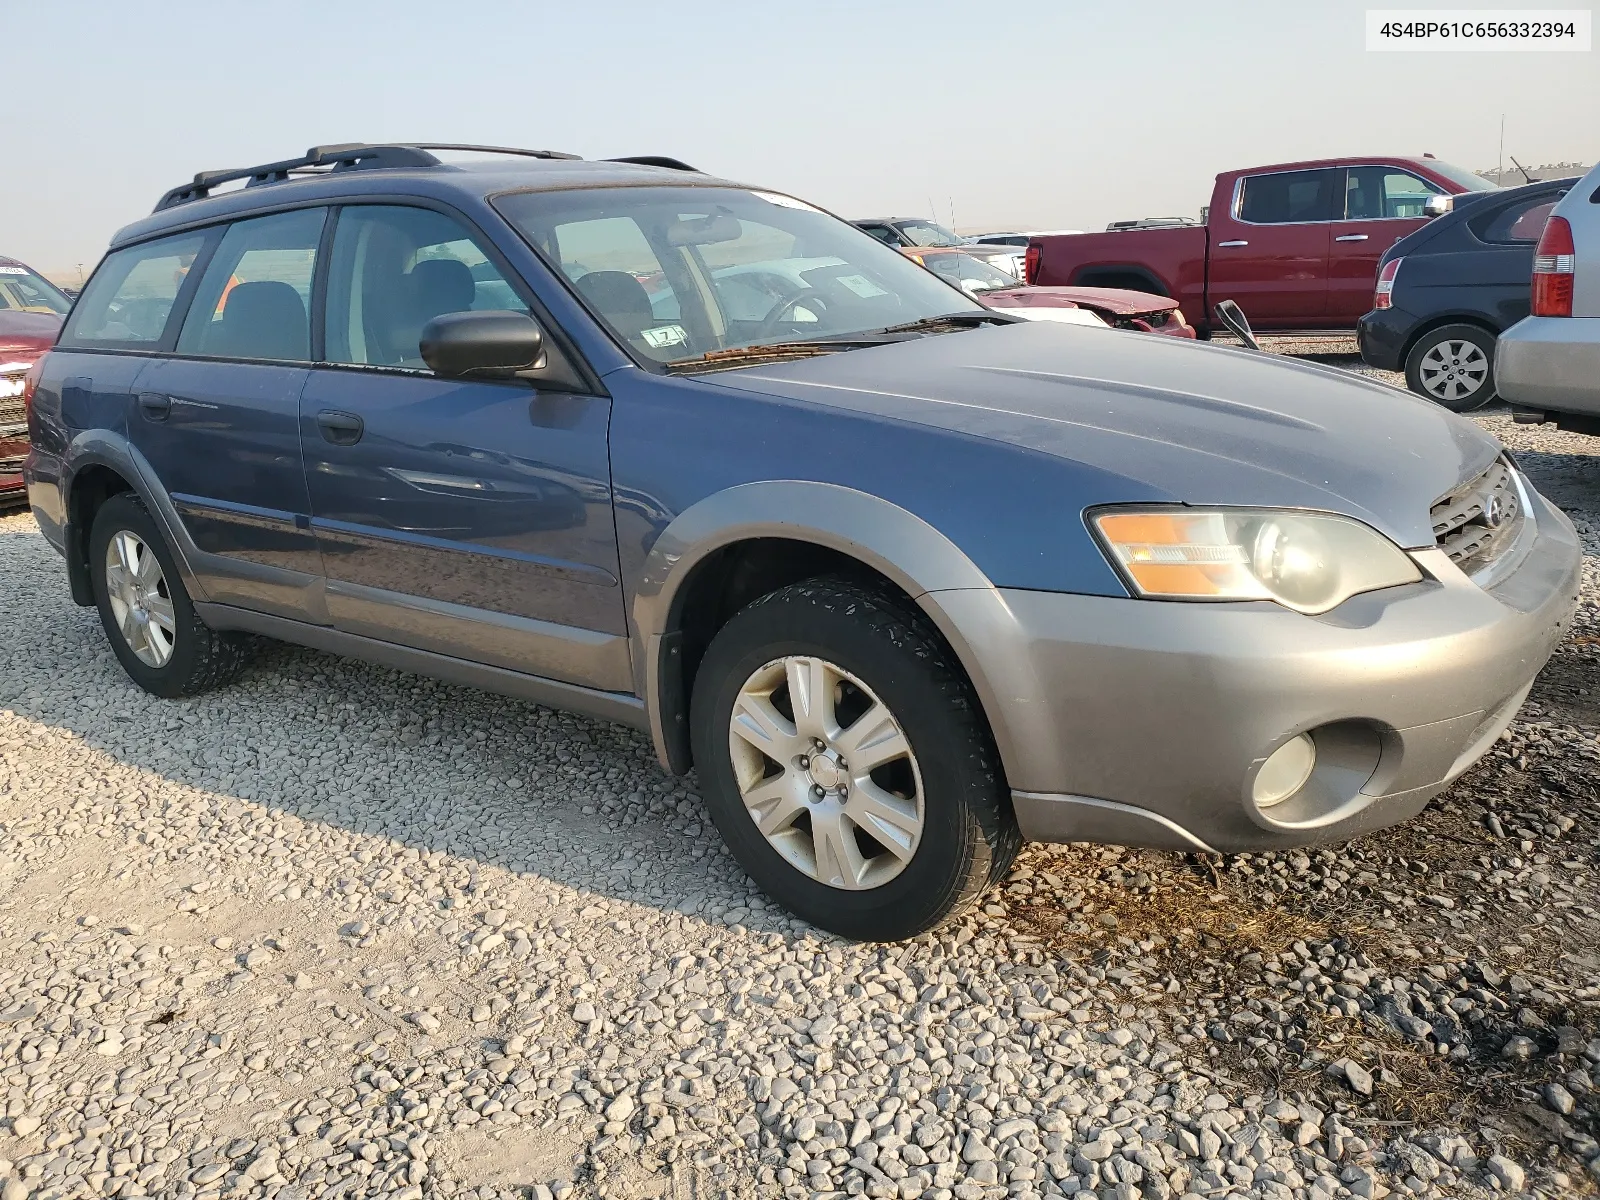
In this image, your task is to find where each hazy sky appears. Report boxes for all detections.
[7,0,1596,276]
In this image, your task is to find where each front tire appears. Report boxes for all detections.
[1404,324,1497,412]
[690,579,1018,941]
[89,492,250,698]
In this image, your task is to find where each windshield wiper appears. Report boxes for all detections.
[878,311,1017,335]
[664,338,894,373]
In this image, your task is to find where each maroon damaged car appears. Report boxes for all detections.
[0,257,70,506]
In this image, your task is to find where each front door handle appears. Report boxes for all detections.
[316,410,364,446]
[137,391,171,421]
[1335,234,1370,242]
[1217,240,1249,248]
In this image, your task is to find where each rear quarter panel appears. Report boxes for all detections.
[1031,228,1208,327]
[1556,171,1600,316]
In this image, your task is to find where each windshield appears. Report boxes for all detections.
[1424,160,1501,193]
[0,263,72,315]
[915,252,1019,293]
[896,220,966,247]
[494,187,983,366]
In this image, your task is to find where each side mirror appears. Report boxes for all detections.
[1213,299,1261,351]
[1423,194,1454,219]
[420,310,545,379]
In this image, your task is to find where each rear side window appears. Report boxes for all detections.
[1474,194,1563,244]
[177,209,326,361]
[1237,170,1339,224]
[59,232,208,347]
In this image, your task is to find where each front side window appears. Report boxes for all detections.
[0,264,72,315]
[1344,168,1441,220]
[176,208,326,361]
[494,186,981,367]
[1237,169,1339,224]
[323,205,528,368]
[858,224,901,246]
[59,232,208,347]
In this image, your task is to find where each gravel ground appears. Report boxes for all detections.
[1,347,1597,1200]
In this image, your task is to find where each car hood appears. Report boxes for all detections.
[0,310,62,359]
[983,286,1176,315]
[705,320,1500,549]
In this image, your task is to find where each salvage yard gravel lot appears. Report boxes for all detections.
[2,345,1598,1200]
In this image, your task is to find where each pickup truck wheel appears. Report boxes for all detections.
[89,493,251,698]
[690,579,1018,942]
[1405,324,1496,412]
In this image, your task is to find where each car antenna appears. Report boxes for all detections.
[1508,155,1536,184]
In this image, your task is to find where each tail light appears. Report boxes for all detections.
[1374,258,1401,310]
[1531,216,1575,317]
[21,354,47,422]
[1024,243,1041,285]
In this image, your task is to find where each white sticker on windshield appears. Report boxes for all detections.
[640,324,688,349]
[836,274,889,299]
[0,266,28,274]
[751,191,823,213]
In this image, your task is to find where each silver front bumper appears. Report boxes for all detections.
[934,489,1582,853]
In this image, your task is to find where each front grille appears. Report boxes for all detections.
[1430,458,1524,574]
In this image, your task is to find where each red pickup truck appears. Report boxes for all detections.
[1027,156,1499,335]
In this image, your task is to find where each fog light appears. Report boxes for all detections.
[1254,734,1316,808]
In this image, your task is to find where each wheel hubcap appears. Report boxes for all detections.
[728,656,924,891]
[105,530,176,668]
[1419,340,1488,404]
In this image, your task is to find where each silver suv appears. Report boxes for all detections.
[1497,161,1600,435]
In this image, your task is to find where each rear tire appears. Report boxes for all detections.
[89,492,251,698]
[690,578,1019,941]
[1404,324,1497,412]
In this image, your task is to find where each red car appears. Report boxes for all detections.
[902,247,1194,336]
[1027,156,1500,335]
[0,257,69,506]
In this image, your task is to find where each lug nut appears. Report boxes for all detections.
[798,756,810,769]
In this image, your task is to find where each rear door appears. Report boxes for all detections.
[128,207,330,621]
[300,201,629,692]
[1207,168,1338,327]
[1326,167,1441,323]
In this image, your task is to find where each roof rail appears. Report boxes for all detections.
[606,155,701,173]
[153,141,584,212]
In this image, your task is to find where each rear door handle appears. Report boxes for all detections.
[1217,240,1248,248]
[316,410,364,446]
[137,391,171,421]
[1335,234,1370,242]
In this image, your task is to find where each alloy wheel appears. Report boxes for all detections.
[1418,339,1489,405]
[727,656,924,890]
[104,530,176,668]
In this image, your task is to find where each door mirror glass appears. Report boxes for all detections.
[1423,194,1454,219]
[420,310,545,379]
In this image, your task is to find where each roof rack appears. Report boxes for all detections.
[153,141,585,212]
[605,155,701,173]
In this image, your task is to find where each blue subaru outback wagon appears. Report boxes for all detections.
[23,143,1582,940]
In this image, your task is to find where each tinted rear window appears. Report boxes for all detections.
[60,233,209,348]
[1238,170,1339,224]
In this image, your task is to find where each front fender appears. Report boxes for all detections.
[631,479,1038,786]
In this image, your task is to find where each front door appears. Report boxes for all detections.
[131,208,329,621]
[300,202,629,692]
[1208,168,1339,327]
[1326,167,1438,323]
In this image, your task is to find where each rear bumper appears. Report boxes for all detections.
[1356,307,1413,372]
[938,487,1581,853]
[1496,315,1600,416]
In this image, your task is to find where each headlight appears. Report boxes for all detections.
[1092,508,1421,614]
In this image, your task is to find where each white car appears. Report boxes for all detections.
[1496,161,1600,437]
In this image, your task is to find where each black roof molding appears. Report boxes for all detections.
[153,142,586,212]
